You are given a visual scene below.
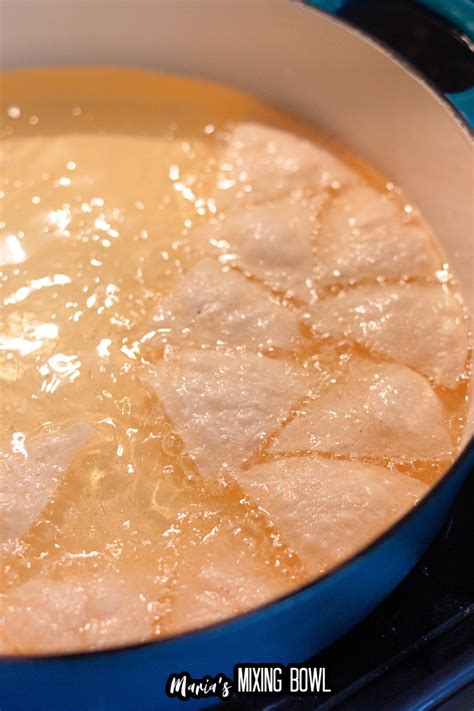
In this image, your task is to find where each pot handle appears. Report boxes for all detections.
[306,0,474,128]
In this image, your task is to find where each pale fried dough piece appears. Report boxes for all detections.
[195,197,319,301]
[272,359,452,460]
[313,185,440,285]
[0,423,91,544]
[163,543,294,635]
[311,283,469,388]
[1,571,160,654]
[149,258,302,351]
[217,122,360,205]
[235,456,428,575]
[143,349,310,479]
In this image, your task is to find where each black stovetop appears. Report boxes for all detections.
[229,2,474,709]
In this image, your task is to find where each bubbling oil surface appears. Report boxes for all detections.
[0,69,470,651]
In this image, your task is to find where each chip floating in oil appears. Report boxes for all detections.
[0,70,471,655]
